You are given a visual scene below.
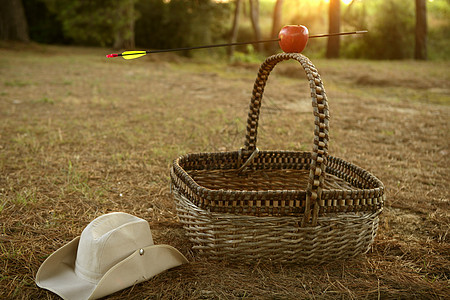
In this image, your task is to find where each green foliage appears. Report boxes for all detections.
[231,45,266,63]
[341,0,449,60]
[234,25,260,53]
[341,0,415,59]
[43,0,137,46]
[23,0,69,44]
[368,0,415,59]
[427,0,450,60]
[428,25,450,60]
[134,0,231,53]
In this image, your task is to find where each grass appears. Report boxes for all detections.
[0,43,449,299]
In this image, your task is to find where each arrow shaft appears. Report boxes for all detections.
[115,30,368,58]
[309,30,368,38]
[141,39,279,55]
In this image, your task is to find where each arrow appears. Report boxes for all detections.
[106,30,367,60]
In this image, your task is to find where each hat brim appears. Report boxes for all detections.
[36,237,188,300]
[36,237,96,300]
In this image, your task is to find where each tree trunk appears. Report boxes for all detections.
[270,0,284,53]
[249,0,262,52]
[0,0,30,42]
[228,0,242,57]
[113,0,135,49]
[415,0,427,60]
[326,0,340,58]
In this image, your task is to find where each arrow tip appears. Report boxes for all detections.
[106,53,119,58]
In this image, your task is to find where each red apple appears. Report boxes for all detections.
[278,25,309,53]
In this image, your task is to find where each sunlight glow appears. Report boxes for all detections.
[323,0,354,4]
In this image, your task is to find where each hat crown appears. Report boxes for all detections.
[74,212,153,283]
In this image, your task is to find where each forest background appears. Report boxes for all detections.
[1,0,449,61]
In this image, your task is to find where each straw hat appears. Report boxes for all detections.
[36,212,188,300]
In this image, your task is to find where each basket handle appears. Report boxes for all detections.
[242,53,330,227]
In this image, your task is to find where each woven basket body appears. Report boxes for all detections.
[171,53,384,263]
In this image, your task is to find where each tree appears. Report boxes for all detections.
[0,0,30,42]
[113,0,136,49]
[249,0,262,52]
[228,0,242,56]
[270,0,284,53]
[415,0,427,60]
[326,0,340,58]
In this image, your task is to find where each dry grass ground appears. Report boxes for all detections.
[1,44,449,299]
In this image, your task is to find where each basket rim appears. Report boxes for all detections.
[171,150,384,215]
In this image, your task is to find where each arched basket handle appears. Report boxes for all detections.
[242,53,330,226]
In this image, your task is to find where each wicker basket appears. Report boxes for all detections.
[170,53,384,263]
